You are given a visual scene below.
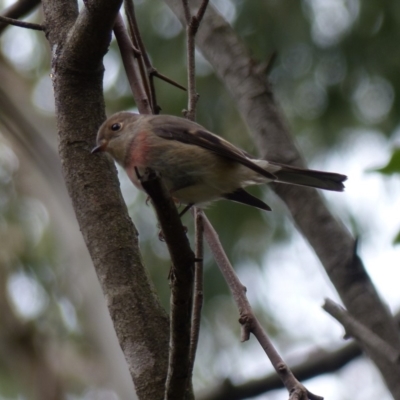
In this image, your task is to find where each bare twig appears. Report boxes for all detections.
[124,0,186,114]
[188,208,204,371]
[123,0,154,112]
[182,0,191,24]
[0,0,40,34]
[152,69,186,91]
[113,13,152,114]
[0,14,43,30]
[135,168,195,400]
[323,299,400,364]
[201,212,322,400]
[195,0,209,23]
[181,0,209,120]
[124,0,151,68]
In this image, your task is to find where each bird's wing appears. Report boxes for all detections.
[152,118,277,180]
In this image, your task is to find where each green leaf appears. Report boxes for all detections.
[371,149,400,175]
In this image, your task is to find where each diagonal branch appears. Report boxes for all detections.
[202,211,322,400]
[323,299,400,364]
[0,14,43,30]
[124,0,186,114]
[124,0,155,112]
[113,13,152,114]
[0,0,40,33]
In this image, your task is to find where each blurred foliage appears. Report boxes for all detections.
[372,147,400,245]
[1,0,400,398]
[0,137,54,395]
[372,148,400,175]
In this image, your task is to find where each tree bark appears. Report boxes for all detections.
[40,1,170,398]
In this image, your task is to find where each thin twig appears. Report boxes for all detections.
[124,0,185,114]
[0,14,44,30]
[195,0,209,23]
[123,0,154,112]
[188,208,204,370]
[124,0,152,68]
[202,212,323,400]
[323,299,400,364]
[180,1,209,395]
[113,13,152,115]
[0,0,41,34]
[182,0,191,24]
[182,0,209,120]
[185,25,197,120]
[151,68,187,91]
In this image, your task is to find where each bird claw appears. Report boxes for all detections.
[158,229,165,242]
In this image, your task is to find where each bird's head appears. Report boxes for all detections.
[91,111,140,154]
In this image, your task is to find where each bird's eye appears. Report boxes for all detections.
[111,123,122,131]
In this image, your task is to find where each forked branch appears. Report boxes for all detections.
[323,299,400,364]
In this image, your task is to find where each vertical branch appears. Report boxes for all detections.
[180,0,209,391]
[185,25,197,120]
[136,169,195,400]
[182,0,209,121]
[188,208,204,370]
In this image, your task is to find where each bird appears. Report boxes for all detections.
[92,111,347,213]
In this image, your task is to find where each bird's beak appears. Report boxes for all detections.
[91,140,107,154]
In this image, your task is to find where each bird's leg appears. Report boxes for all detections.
[179,203,194,217]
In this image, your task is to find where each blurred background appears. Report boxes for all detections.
[0,0,400,399]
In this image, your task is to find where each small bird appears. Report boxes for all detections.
[92,112,347,212]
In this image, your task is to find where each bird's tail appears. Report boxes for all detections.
[269,162,347,192]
